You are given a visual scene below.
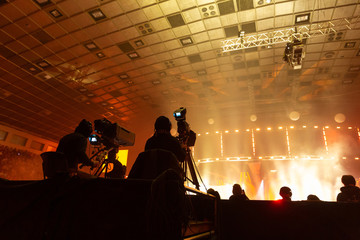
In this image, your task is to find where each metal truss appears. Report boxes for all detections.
[221,17,359,52]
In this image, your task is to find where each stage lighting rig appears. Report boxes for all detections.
[283,38,305,70]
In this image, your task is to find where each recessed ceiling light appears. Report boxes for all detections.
[49,9,63,18]
[37,60,50,68]
[89,8,106,21]
[84,42,99,51]
[126,80,134,85]
[344,42,356,48]
[152,80,161,85]
[343,79,353,84]
[159,72,167,77]
[134,40,144,47]
[180,37,193,46]
[127,52,140,59]
[348,66,360,72]
[197,69,207,75]
[96,52,106,58]
[119,73,129,79]
[33,0,51,7]
[295,13,310,24]
[78,88,87,92]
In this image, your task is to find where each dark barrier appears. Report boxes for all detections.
[0,178,152,240]
[219,200,360,240]
[0,178,215,240]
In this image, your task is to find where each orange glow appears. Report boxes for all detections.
[225,130,229,133]
[235,129,239,132]
[267,127,272,131]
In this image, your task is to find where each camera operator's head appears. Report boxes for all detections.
[154,116,172,134]
[75,119,93,138]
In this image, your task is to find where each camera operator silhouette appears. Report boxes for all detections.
[128,116,185,180]
[56,119,95,177]
[145,116,186,163]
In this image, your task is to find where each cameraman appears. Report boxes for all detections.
[145,116,186,162]
[56,119,95,176]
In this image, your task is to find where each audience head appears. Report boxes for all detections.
[75,119,93,138]
[207,188,221,200]
[341,175,356,186]
[307,194,320,201]
[232,183,243,195]
[279,186,292,201]
[154,116,172,132]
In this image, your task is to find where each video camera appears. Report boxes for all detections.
[173,107,196,147]
[89,118,135,148]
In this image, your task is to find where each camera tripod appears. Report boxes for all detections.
[181,146,200,190]
[91,146,125,178]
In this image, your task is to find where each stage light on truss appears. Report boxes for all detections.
[267,127,271,131]
[225,130,229,133]
[197,133,201,136]
[302,125,307,128]
[336,126,341,129]
[256,128,260,131]
[205,132,209,135]
[278,126,283,130]
[348,127,353,129]
[290,126,294,129]
[314,126,319,129]
[246,129,250,132]
[325,126,329,129]
[235,129,239,132]
[355,157,359,160]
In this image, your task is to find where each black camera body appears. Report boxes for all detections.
[173,107,196,147]
[90,118,135,148]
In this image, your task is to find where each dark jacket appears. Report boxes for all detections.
[145,133,186,162]
[337,185,360,202]
[229,193,249,201]
[56,132,92,169]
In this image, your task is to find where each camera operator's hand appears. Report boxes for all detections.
[92,159,100,168]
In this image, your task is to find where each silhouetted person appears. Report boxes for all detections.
[307,194,320,201]
[207,188,221,200]
[279,186,292,201]
[56,119,94,176]
[145,116,186,162]
[337,175,360,202]
[229,183,249,201]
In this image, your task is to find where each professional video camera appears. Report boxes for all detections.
[173,107,196,147]
[173,107,202,190]
[87,118,135,179]
[89,118,135,149]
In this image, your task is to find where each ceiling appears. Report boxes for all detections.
[0,0,360,143]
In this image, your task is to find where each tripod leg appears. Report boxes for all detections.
[185,150,200,190]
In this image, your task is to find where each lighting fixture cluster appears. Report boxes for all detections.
[197,126,358,136]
